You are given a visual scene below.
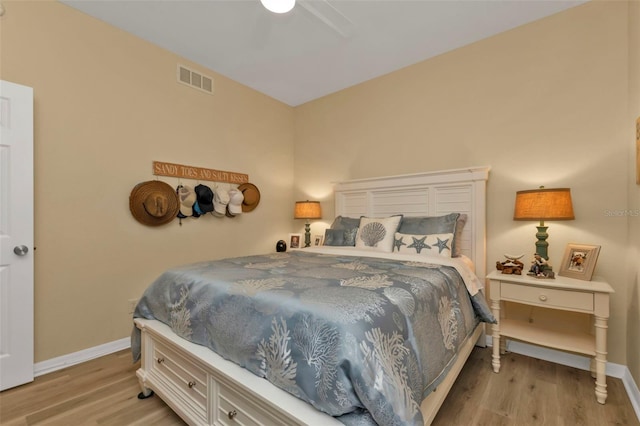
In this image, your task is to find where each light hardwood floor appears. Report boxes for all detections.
[1,347,637,425]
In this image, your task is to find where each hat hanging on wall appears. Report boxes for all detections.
[238,182,261,212]
[226,188,244,217]
[177,185,197,218]
[129,180,180,226]
[194,184,214,214]
[213,186,230,217]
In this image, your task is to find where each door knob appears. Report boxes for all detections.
[14,245,29,256]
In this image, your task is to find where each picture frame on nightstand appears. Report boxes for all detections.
[289,233,302,249]
[558,243,601,281]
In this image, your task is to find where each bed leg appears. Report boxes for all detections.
[137,388,154,399]
[137,373,154,399]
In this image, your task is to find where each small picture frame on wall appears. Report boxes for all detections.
[289,233,302,249]
[313,234,324,246]
[558,243,601,281]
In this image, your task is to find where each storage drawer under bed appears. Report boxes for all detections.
[150,340,208,423]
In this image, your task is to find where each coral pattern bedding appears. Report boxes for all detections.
[131,247,494,425]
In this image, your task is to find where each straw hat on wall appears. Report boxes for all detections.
[129,180,180,226]
[237,183,260,212]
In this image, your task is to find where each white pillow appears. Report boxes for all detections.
[393,232,454,258]
[355,215,403,252]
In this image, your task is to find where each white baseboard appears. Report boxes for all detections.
[624,366,640,423]
[34,337,131,377]
[487,336,640,422]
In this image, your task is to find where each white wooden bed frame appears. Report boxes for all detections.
[135,166,491,426]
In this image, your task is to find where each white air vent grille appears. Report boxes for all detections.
[177,64,214,95]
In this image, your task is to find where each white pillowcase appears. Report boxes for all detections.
[393,232,454,258]
[355,215,403,252]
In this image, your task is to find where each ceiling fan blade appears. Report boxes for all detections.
[297,0,354,38]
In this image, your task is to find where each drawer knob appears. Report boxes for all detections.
[539,294,548,302]
[188,381,196,389]
[156,357,165,364]
[228,410,237,420]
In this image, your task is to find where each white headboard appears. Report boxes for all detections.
[334,167,491,279]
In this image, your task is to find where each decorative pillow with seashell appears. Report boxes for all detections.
[354,215,403,252]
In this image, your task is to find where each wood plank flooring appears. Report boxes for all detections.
[433,348,638,426]
[1,347,637,425]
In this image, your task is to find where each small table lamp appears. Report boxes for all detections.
[513,187,575,261]
[294,200,322,248]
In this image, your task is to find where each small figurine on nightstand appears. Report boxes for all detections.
[528,254,555,278]
[496,253,525,275]
[529,254,547,276]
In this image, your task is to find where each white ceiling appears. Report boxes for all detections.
[61,0,586,106]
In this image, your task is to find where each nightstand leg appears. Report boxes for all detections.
[594,315,608,404]
[491,300,501,373]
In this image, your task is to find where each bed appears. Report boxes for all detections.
[132,166,492,425]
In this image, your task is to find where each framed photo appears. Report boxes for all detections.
[289,233,302,249]
[558,243,601,281]
[313,234,324,246]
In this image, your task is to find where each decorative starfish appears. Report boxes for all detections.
[408,236,431,254]
[393,236,407,251]
[435,237,451,253]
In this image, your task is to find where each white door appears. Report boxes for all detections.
[0,80,34,391]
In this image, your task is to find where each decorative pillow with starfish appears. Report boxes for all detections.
[393,232,454,258]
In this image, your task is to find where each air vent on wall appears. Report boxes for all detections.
[177,64,214,95]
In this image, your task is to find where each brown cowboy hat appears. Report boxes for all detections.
[129,180,180,226]
[237,182,261,212]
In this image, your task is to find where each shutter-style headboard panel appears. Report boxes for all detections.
[334,167,490,279]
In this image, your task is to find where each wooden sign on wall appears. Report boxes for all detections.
[153,161,249,184]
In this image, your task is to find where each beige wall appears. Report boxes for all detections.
[0,1,295,362]
[627,0,640,385]
[295,1,633,367]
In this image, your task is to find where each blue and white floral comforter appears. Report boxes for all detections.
[131,247,495,425]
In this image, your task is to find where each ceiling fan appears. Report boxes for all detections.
[260,0,296,14]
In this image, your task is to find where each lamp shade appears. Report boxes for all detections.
[513,188,575,221]
[294,201,322,220]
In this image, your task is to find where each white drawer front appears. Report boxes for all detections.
[501,282,594,312]
[215,381,297,426]
[152,341,208,421]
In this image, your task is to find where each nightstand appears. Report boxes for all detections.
[486,270,614,404]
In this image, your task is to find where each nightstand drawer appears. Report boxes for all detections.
[501,282,594,312]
